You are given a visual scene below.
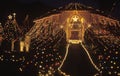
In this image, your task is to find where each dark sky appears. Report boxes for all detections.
[0,0,120,24]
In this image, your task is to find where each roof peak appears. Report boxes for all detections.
[61,2,92,10]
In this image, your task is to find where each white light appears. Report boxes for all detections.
[88,24,91,28]
[13,13,16,16]
[114,71,117,74]
[117,66,119,68]
[39,65,42,68]
[60,25,63,29]
[118,73,120,75]
[111,66,113,69]
[108,72,111,75]
[111,61,113,63]
[19,68,23,72]
[42,52,44,54]
[113,62,116,65]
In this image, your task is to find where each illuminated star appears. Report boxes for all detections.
[72,15,78,22]
[8,15,12,20]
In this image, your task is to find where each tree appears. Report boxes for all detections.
[4,13,21,51]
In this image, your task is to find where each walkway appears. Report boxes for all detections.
[60,44,98,76]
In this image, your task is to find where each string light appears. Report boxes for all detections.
[0,2,120,76]
[84,18,120,75]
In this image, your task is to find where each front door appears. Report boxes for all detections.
[70,31,79,40]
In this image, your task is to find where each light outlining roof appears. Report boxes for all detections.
[26,2,120,75]
[29,2,120,39]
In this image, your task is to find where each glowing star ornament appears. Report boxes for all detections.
[8,15,12,20]
[72,15,79,22]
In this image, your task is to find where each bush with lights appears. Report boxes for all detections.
[84,22,120,76]
[28,22,67,75]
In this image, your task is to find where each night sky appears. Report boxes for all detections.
[0,0,120,25]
